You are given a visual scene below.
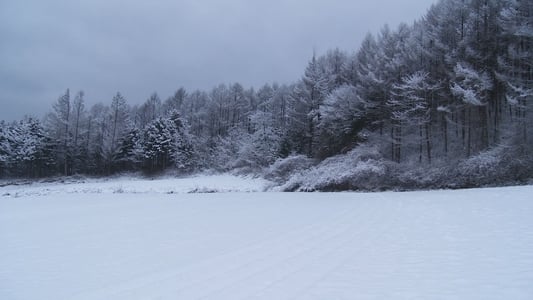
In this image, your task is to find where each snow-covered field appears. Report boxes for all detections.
[0,174,271,197]
[1,176,533,299]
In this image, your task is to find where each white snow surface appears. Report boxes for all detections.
[1,178,533,299]
[0,174,271,197]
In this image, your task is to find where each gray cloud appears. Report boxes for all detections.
[0,0,436,121]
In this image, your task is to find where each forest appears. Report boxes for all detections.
[1,0,532,190]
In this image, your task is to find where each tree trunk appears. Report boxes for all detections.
[426,123,432,164]
[442,113,448,157]
[419,125,423,163]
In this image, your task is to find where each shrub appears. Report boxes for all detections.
[265,155,316,183]
[281,145,387,191]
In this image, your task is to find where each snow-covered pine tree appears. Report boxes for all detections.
[293,54,329,157]
[499,0,533,146]
[389,71,438,163]
[168,110,195,172]
[0,121,13,177]
[318,85,369,158]
[239,109,281,167]
[142,117,176,172]
[451,62,494,156]
[115,125,143,171]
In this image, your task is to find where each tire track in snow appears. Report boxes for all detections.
[71,198,362,299]
[179,199,378,299]
[200,198,383,300]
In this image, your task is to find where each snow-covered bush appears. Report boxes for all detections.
[450,144,533,188]
[389,162,450,190]
[271,140,533,192]
[370,142,533,190]
[264,155,316,183]
[281,145,387,191]
[455,147,503,186]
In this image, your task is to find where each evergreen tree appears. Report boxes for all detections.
[294,55,329,157]
[115,126,143,171]
[0,122,13,177]
[168,110,195,172]
[318,85,369,158]
[142,117,175,172]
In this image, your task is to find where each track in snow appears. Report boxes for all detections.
[1,185,533,299]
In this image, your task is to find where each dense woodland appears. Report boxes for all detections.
[1,0,532,190]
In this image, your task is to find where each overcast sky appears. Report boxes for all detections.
[0,0,436,121]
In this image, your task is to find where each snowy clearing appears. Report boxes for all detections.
[1,179,533,299]
[0,174,271,197]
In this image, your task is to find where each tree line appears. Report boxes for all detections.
[1,0,532,185]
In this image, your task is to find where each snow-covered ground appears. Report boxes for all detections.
[0,174,271,197]
[1,177,533,299]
